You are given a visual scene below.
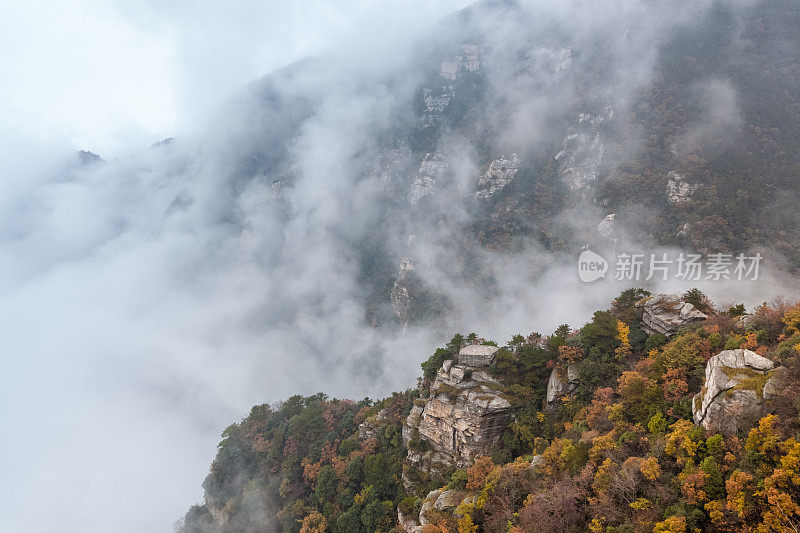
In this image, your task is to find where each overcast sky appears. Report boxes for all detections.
[1,1,795,533]
[0,0,471,157]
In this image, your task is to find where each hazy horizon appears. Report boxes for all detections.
[1,1,798,532]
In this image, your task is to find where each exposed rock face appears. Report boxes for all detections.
[419,85,455,128]
[408,153,446,205]
[555,114,604,190]
[556,47,577,72]
[693,349,784,434]
[545,364,579,407]
[458,344,499,367]
[397,508,421,533]
[461,44,481,72]
[357,408,389,441]
[403,360,513,484]
[424,85,454,112]
[434,490,462,511]
[640,295,707,336]
[408,178,435,205]
[371,147,414,195]
[475,154,519,199]
[390,285,411,323]
[419,490,441,525]
[76,150,102,163]
[666,171,699,204]
[440,44,481,79]
[390,258,415,324]
[530,454,544,473]
[596,213,615,240]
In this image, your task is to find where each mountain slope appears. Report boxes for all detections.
[179,291,800,532]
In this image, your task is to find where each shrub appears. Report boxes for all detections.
[448,469,468,490]
[682,288,712,313]
[645,333,668,352]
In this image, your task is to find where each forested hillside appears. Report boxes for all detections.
[179,291,800,532]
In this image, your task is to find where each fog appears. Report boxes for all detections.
[0,0,796,532]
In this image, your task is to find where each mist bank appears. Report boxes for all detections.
[1,0,799,531]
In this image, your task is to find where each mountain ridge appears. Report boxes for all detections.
[178,290,800,532]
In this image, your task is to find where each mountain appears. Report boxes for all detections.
[193,0,800,332]
[178,290,800,532]
[172,0,800,530]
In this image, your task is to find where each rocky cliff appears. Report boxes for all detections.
[180,289,800,533]
[545,364,579,408]
[640,294,708,336]
[693,349,785,434]
[402,358,513,488]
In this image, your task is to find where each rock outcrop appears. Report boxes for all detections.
[408,153,446,205]
[419,85,455,128]
[419,490,441,525]
[358,408,389,441]
[440,44,481,79]
[370,147,414,195]
[640,295,707,336]
[554,114,604,190]
[399,474,470,530]
[403,360,513,486]
[666,171,699,204]
[596,213,616,240]
[556,47,577,72]
[530,454,544,473]
[423,85,454,113]
[397,508,421,533]
[76,150,103,163]
[390,258,415,325]
[693,349,784,434]
[458,344,498,367]
[433,489,462,512]
[545,364,579,408]
[475,154,519,199]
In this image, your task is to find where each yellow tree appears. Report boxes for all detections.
[299,511,327,533]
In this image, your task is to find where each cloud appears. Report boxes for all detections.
[0,1,795,532]
[677,78,744,152]
[0,0,470,157]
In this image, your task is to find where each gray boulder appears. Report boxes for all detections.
[397,507,421,533]
[641,295,707,336]
[545,365,579,408]
[357,408,388,441]
[693,349,784,434]
[418,490,441,526]
[434,489,463,512]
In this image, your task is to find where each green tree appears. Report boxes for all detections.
[315,465,338,505]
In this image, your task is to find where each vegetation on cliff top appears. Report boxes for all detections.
[179,291,800,532]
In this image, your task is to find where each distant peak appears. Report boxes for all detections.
[151,137,174,148]
[76,150,102,163]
